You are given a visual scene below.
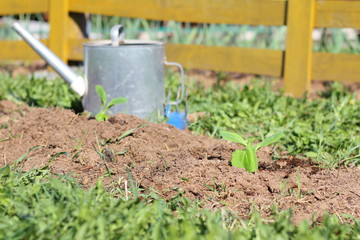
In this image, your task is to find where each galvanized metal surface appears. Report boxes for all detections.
[83,39,166,119]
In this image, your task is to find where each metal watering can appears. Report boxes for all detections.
[12,23,187,124]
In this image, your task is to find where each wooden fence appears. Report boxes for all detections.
[1,0,360,97]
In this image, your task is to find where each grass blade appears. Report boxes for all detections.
[13,146,44,167]
[116,124,147,143]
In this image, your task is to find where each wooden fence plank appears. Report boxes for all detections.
[48,0,69,63]
[313,52,360,82]
[284,0,316,97]
[166,44,283,76]
[6,39,359,84]
[0,0,48,14]
[316,1,360,28]
[0,40,48,60]
[68,39,283,76]
[70,0,287,26]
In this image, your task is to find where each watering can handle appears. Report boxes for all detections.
[110,25,125,46]
[165,61,185,105]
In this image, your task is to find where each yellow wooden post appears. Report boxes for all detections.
[48,0,69,63]
[284,0,316,97]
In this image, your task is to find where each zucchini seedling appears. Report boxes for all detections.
[220,131,283,173]
[95,85,127,121]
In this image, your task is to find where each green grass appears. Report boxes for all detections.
[0,159,359,239]
[1,72,360,167]
[170,72,360,168]
[0,72,82,112]
[1,72,360,239]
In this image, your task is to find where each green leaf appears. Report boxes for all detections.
[95,112,108,121]
[220,131,247,147]
[105,97,127,111]
[0,165,10,177]
[245,145,258,173]
[95,85,107,107]
[231,150,246,168]
[305,151,318,158]
[255,131,284,151]
[115,124,147,142]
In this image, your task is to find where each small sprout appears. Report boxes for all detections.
[117,150,127,156]
[220,131,283,173]
[95,85,127,121]
[101,148,116,162]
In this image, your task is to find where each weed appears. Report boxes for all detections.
[220,131,283,173]
[115,123,147,143]
[95,85,127,121]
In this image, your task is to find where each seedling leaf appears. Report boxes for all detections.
[245,144,258,173]
[231,150,246,168]
[95,85,127,121]
[220,131,247,146]
[255,131,284,151]
[106,97,127,111]
[95,85,107,107]
[95,113,108,121]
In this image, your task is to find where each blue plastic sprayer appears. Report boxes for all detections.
[165,88,188,130]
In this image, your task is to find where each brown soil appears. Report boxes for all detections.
[0,100,359,224]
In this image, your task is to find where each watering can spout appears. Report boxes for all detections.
[11,22,86,97]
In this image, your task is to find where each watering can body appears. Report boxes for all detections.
[12,23,185,120]
[83,40,166,118]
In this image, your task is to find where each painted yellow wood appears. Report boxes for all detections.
[0,40,48,60]
[284,0,316,98]
[9,39,359,84]
[68,39,283,76]
[48,0,69,63]
[0,0,48,14]
[313,52,360,83]
[316,1,360,28]
[68,16,84,39]
[166,44,283,76]
[70,0,287,26]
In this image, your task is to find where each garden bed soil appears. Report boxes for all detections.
[1,100,359,224]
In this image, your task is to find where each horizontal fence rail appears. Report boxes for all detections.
[0,0,48,14]
[0,0,359,97]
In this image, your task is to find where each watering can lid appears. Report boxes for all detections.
[83,39,165,48]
